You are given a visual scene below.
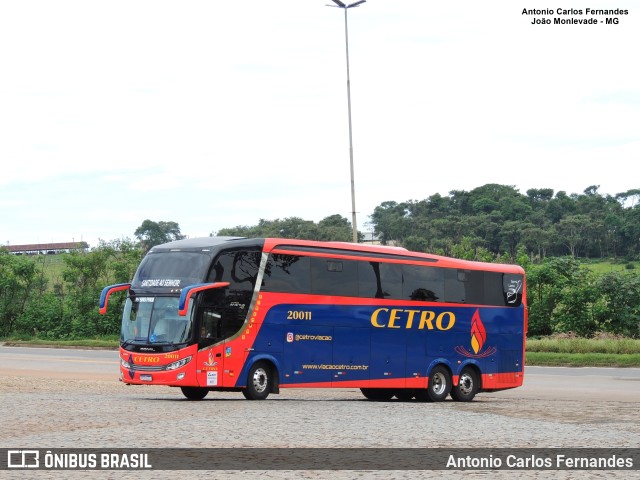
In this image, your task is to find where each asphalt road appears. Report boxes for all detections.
[1,345,639,402]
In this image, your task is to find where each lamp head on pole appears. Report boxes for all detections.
[328,0,366,8]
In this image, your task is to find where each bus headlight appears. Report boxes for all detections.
[121,358,131,369]
[166,356,192,371]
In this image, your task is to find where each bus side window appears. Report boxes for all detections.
[402,264,444,302]
[443,269,466,303]
[200,309,221,344]
[262,254,311,293]
[311,257,358,297]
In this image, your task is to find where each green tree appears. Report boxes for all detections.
[60,241,142,338]
[15,292,66,338]
[134,220,185,251]
[370,201,411,245]
[521,226,552,260]
[622,206,640,258]
[555,214,590,257]
[500,220,528,260]
[0,252,41,336]
[526,188,554,206]
[317,215,354,242]
[593,272,640,337]
[403,235,430,253]
[546,191,576,224]
[450,236,493,261]
[219,215,356,242]
[552,267,598,336]
[526,257,582,336]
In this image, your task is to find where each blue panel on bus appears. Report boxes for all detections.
[248,303,524,385]
[332,327,370,384]
[281,324,334,384]
[370,327,407,381]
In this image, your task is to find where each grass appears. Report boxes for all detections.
[526,352,640,367]
[526,337,640,354]
[1,336,118,349]
[525,335,640,367]
[581,259,638,274]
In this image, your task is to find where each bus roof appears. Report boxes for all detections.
[148,236,248,252]
[148,237,524,274]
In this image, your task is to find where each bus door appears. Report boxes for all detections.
[196,294,252,388]
[196,307,226,388]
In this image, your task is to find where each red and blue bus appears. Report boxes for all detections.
[100,237,527,401]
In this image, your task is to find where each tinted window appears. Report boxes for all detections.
[357,262,403,299]
[259,253,523,308]
[262,254,311,294]
[207,249,261,287]
[459,270,481,305]
[311,257,358,297]
[358,262,382,298]
[403,265,444,302]
[198,288,247,344]
[483,272,507,306]
[443,269,466,303]
[453,270,522,307]
[199,249,262,344]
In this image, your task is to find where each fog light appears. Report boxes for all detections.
[177,373,186,380]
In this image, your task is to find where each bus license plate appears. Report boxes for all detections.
[140,374,153,381]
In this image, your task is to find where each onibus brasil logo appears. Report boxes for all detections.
[454,309,496,358]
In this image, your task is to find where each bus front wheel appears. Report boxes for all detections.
[416,365,451,402]
[360,388,394,401]
[451,367,478,402]
[181,386,209,401]
[242,362,272,400]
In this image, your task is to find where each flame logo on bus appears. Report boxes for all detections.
[454,309,496,358]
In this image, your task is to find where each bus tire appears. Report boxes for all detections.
[242,362,272,400]
[180,386,209,400]
[360,388,394,401]
[420,365,451,402]
[451,367,479,402]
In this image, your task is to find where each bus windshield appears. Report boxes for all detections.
[131,251,211,289]
[121,296,192,346]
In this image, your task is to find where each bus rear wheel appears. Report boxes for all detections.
[451,367,478,402]
[360,388,394,401]
[180,386,209,400]
[242,362,272,400]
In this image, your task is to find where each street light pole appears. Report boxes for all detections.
[329,0,366,243]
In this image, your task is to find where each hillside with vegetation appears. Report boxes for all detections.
[1,185,639,342]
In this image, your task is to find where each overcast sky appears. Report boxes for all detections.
[1,1,638,247]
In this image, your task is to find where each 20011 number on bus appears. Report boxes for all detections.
[287,310,312,320]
